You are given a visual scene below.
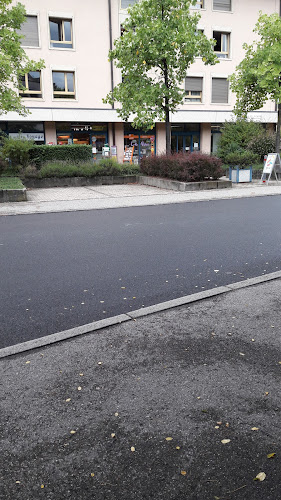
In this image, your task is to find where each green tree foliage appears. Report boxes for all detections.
[104,0,218,152]
[217,119,275,165]
[0,0,44,114]
[229,12,281,151]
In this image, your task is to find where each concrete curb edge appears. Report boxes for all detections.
[1,271,280,359]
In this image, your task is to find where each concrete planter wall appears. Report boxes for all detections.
[23,175,139,189]
[139,176,232,191]
[0,188,27,203]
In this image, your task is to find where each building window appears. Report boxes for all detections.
[184,77,203,102]
[49,18,73,48]
[213,0,231,11]
[212,78,229,103]
[191,1,204,8]
[121,0,138,9]
[19,72,42,98]
[52,71,75,99]
[19,15,39,47]
[213,31,230,58]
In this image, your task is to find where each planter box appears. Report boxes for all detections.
[0,188,27,203]
[229,166,252,183]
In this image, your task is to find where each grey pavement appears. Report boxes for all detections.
[1,277,280,499]
[0,179,281,216]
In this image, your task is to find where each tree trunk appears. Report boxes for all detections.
[276,102,281,153]
[165,107,171,154]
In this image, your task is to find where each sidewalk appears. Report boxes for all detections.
[1,276,280,500]
[0,179,281,216]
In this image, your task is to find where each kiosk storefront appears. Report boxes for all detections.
[124,124,155,163]
[56,123,108,160]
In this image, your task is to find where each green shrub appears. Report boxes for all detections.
[29,145,92,166]
[217,120,264,163]
[96,158,122,176]
[0,136,34,170]
[225,151,259,166]
[247,132,276,160]
[140,152,223,181]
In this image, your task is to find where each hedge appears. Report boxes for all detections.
[29,145,92,166]
[140,152,223,182]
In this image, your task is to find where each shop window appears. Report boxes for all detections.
[52,71,75,99]
[19,71,42,98]
[49,18,73,48]
[184,77,203,102]
[212,78,229,103]
[213,0,231,11]
[213,31,230,58]
[19,15,39,47]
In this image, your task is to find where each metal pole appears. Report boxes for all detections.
[108,0,115,145]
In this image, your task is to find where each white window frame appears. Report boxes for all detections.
[52,70,76,100]
[190,0,205,9]
[48,12,75,50]
[184,76,204,104]
[211,75,230,105]
[19,71,43,99]
[20,11,41,49]
[120,0,138,10]
[212,0,232,13]
[213,30,231,59]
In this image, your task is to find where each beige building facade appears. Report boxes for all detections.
[3,0,280,163]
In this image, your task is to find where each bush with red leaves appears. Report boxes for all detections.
[140,152,223,182]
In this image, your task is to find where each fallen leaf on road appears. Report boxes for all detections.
[98,362,102,365]
[70,430,76,434]
[131,446,135,452]
[181,471,187,476]
[65,398,71,402]
[267,453,276,459]
[221,439,231,444]
[77,386,82,391]
[16,481,20,484]
[254,472,266,481]
[79,373,83,376]
[251,427,259,431]
[225,423,230,428]
[25,361,30,364]
[166,437,173,441]
[239,352,245,356]
[215,426,220,429]
[91,473,95,477]
[100,301,104,303]
[41,485,44,489]
[176,446,180,450]
[264,392,269,396]
[111,433,116,438]
[114,412,119,417]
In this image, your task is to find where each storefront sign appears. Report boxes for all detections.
[9,132,44,141]
[71,124,92,132]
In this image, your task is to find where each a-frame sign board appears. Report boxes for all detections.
[261,153,280,185]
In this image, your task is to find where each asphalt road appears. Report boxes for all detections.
[0,196,280,349]
[1,279,280,500]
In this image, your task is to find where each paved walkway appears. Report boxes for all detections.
[0,179,281,216]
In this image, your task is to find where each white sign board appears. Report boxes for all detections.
[9,132,44,142]
[261,153,280,184]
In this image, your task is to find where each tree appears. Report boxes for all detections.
[0,0,44,115]
[104,0,217,153]
[229,12,281,153]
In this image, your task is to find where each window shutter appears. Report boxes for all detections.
[185,77,203,92]
[213,0,231,11]
[20,15,39,47]
[121,0,138,8]
[212,78,229,103]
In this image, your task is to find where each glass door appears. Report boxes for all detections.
[92,135,106,161]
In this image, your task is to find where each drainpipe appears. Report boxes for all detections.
[108,0,116,145]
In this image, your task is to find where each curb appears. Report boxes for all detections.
[0,271,280,359]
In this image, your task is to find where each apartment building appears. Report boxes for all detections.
[2,0,279,163]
